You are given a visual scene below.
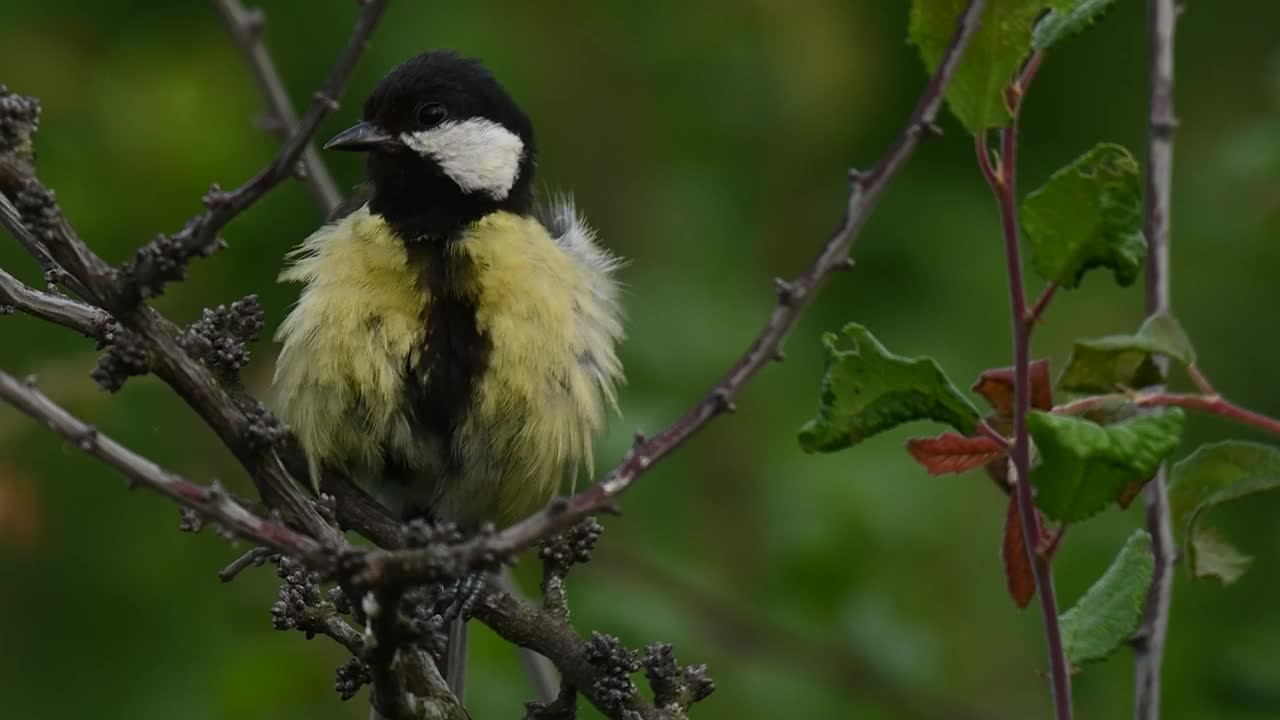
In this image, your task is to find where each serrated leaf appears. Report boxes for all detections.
[1003,493,1037,608]
[972,358,1054,416]
[1169,441,1280,584]
[1059,530,1154,665]
[1027,410,1184,522]
[1032,0,1121,51]
[906,432,1005,475]
[1058,312,1196,393]
[910,0,1073,134]
[1023,143,1146,289]
[798,324,981,453]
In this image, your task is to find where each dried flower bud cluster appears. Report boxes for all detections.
[180,294,265,376]
[642,643,715,711]
[586,632,641,715]
[91,327,150,392]
[122,230,228,301]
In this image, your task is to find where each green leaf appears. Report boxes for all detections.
[798,324,981,453]
[1058,312,1196,393]
[1022,143,1146,289]
[1190,528,1253,585]
[1169,441,1280,584]
[909,0,1072,134]
[1027,409,1184,522]
[1059,530,1154,665]
[1033,0,1121,51]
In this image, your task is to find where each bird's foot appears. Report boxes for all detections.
[438,572,487,622]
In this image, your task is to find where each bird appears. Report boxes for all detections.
[271,50,625,698]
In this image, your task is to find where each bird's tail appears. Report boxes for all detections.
[445,616,469,700]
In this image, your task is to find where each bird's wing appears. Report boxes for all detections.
[533,193,626,409]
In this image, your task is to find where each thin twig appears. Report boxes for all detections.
[349,0,991,589]
[0,190,90,297]
[1140,393,1280,436]
[1134,7,1180,718]
[977,418,1013,449]
[983,49,1073,720]
[1026,283,1058,327]
[123,0,388,302]
[1186,364,1216,396]
[211,0,342,215]
[0,370,327,561]
[218,546,275,582]
[0,262,112,339]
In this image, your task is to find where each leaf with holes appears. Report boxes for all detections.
[909,0,1073,134]
[1059,530,1154,665]
[1169,441,1280,584]
[798,324,981,453]
[1027,409,1184,522]
[1058,312,1195,394]
[1023,143,1145,289]
[906,432,1005,475]
[1032,0,1122,51]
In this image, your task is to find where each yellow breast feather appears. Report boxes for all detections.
[445,202,624,524]
[272,206,434,486]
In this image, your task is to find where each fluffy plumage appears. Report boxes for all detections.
[273,199,623,526]
[272,47,623,701]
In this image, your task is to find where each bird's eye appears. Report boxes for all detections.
[416,102,448,128]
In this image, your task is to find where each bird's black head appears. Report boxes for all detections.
[325,50,536,241]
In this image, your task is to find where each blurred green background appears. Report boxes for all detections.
[2,1,1278,718]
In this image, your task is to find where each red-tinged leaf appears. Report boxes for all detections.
[972,358,1054,416]
[1003,493,1036,609]
[906,432,1005,475]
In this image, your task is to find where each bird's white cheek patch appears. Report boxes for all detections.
[401,119,525,200]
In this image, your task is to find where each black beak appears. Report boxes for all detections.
[323,122,399,152]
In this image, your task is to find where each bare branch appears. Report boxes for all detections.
[121,0,388,302]
[475,591,665,720]
[211,0,343,215]
[1134,4,1181,718]
[0,370,327,561]
[0,262,112,339]
[346,0,991,588]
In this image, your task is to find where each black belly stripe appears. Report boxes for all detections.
[365,158,531,496]
[401,238,491,477]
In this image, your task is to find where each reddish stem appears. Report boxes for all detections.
[1140,393,1280,436]
[1041,524,1068,560]
[977,419,1013,449]
[1027,283,1058,327]
[1186,364,1217,395]
[1056,389,1280,439]
[982,51,1074,720]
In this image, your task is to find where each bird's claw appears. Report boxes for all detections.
[439,573,487,622]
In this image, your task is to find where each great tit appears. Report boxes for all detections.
[271,50,625,695]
